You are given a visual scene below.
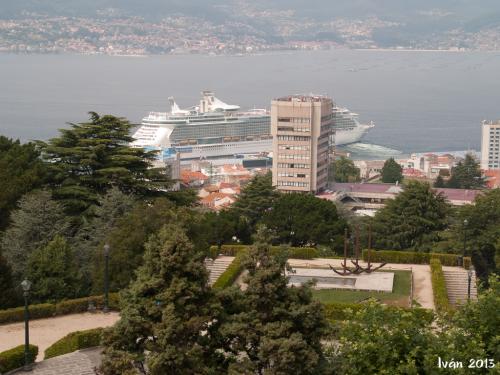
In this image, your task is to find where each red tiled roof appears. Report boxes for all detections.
[180,170,209,183]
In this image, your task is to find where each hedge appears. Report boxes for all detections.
[0,344,38,373]
[212,253,245,289]
[323,301,434,323]
[209,245,319,260]
[44,328,103,359]
[430,258,451,313]
[0,293,120,325]
[362,249,466,266]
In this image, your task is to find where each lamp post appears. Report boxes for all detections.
[467,266,474,301]
[462,219,468,257]
[20,279,31,371]
[104,244,110,313]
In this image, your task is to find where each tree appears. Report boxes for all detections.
[446,154,485,189]
[99,224,225,375]
[198,210,238,250]
[219,227,328,374]
[434,175,445,188]
[91,199,193,293]
[333,156,360,182]
[230,172,280,237]
[38,113,171,213]
[381,157,403,184]
[0,136,47,230]
[261,193,347,248]
[0,250,18,308]
[372,181,450,250]
[72,187,136,294]
[456,189,500,281]
[27,236,79,303]
[1,190,71,284]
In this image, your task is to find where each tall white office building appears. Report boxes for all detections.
[480,120,500,170]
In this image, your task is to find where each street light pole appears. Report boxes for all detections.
[21,279,32,371]
[104,244,110,313]
[463,219,468,258]
[467,266,474,301]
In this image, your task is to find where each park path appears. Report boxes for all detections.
[0,312,119,361]
[287,258,435,310]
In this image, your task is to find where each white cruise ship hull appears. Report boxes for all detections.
[335,124,373,146]
[170,139,273,160]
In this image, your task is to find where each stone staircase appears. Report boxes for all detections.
[443,268,478,306]
[204,256,235,286]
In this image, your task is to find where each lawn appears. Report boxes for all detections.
[311,270,411,307]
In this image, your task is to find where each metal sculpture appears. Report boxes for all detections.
[330,224,386,276]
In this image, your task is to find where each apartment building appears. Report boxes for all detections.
[481,120,500,170]
[271,94,333,193]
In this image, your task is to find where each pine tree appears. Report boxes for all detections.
[434,175,445,188]
[381,157,403,183]
[0,136,47,231]
[99,224,225,375]
[38,112,171,213]
[333,156,360,182]
[372,181,450,250]
[0,250,18,308]
[219,227,327,374]
[1,190,70,284]
[446,153,485,189]
[27,236,79,303]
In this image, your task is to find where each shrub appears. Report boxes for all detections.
[209,245,319,260]
[323,301,434,323]
[430,258,451,313]
[44,328,103,359]
[0,303,55,325]
[0,344,38,373]
[212,254,245,289]
[362,249,461,266]
[0,293,120,325]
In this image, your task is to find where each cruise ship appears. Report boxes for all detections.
[333,107,375,145]
[132,91,272,159]
[131,91,373,159]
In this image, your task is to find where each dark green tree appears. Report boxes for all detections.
[27,235,79,303]
[219,227,328,374]
[372,181,450,250]
[38,113,171,213]
[91,198,193,293]
[199,210,238,250]
[230,172,280,238]
[99,224,225,375]
[446,154,485,189]
[434,174,445,188]
[333,156,360,182]
[0,190,71,283]
[381,157,403,184]
[456,189,500,281]
[0,136,47,230]
[0,250,18,308]
[261,193,347,248]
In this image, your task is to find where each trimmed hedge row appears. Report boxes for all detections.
[0,293,120,325]
[212,253,245,289]
[362,249,470,267]
[0,344,38,374]
[44,328,103,360]
[430,258,451,313]
[209,245,319,260]
[323,301,434,323]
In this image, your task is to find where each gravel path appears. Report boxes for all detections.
[0,312,119,361]
[287,258,435,310]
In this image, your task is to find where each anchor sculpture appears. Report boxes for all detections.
[330,224,387,276]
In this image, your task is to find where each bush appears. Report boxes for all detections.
[362,249,462,266]
[209,245,319,260]
[0,303,55,325]
[0,344,38,373]
[212,254,245,289]
[0,294,120,325]
[323,301,434,323]
[44,328,103,359]
[430,258,451,313]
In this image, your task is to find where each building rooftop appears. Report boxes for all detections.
[273,94,331,103]
[482,120,500,126]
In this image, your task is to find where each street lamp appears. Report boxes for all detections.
[463,219,468,257]
[20,279,32,371]
[467,265,474,301]
[103,244,110,313]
